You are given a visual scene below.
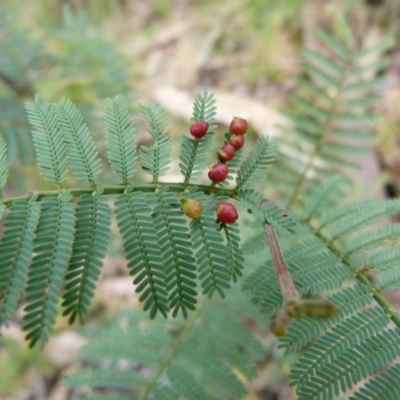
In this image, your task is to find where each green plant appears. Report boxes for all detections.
[0,91,289,345]
[0,5,45,163]
[65,287,266,400]
[1,19,400,400]
[0,4,132,166]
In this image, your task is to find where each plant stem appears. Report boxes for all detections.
[138,298,209,400]
[355,271,400,329]
[1,182,239,207]
[263,222,298,301]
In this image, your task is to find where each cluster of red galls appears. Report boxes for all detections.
[191,117,248,185]
[185,117,248,224]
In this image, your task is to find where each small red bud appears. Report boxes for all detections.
[216,201,238,224]
[229,134,245,150]
[218,143,236,163]
[208,164,229,183]
[181,199,203,219]
[229,117,248,136]
[190,120,209,139]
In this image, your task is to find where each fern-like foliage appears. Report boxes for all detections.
[26,95,68,185]
[64,287,265,400]
[149,187,197,318]
[189,191,231,298]
[236,136,277,190]
[55,98,102,183]
[115,189,169,319]
[1,17,400,400]
[104,94,137,184]
[179,91,216,183]
[22,193,75,347]
[0,90,282,346]
[243,176,400,399]
[62,194,111,324]
[0,198,41,326]
[0,134,8,195]
[268,24,394,207]
[139,103,172,182]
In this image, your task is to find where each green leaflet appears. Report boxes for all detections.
[296,330,400,399]
[62,194,111,323]
[351,363,400,400]
[222,222,244,283]
[55,98,102,182]
[22,193,75,347]
[149,187,197,318]
[0,199,41,327]
[345,223,400,256]
[290,307,390,388]
[235,136,277,190]
[190,210,231,298]
[179,133,214,182]
[0,134,8,192]
[139,102,172,182]
[26,95,68,184]
[104,94,137,183]
[115,190,169,318]
[326,199,400,242]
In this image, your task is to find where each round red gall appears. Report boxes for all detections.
[229,117,248,136]
[190,120,209,139]
[216,201,238,224]
[208,163,229,183]
[181,198,203,219]
[218,143,236,163]
[229,134,245,150]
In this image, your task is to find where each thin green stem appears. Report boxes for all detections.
[1,182,238,207]
[138,298,210,400]
[285,62,351,210]
[355,272,400,329]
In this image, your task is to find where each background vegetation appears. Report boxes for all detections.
[1,0,400,399]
